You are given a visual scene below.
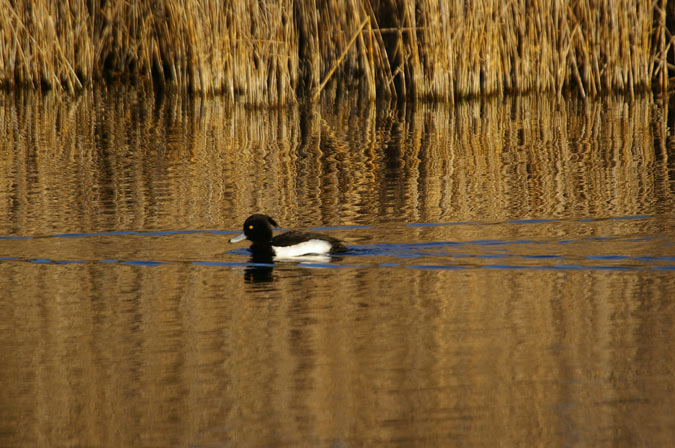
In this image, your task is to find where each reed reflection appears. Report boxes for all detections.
[1,89,674,447]
[2,90,672,240]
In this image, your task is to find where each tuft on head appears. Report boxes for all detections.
[244,214,278,229]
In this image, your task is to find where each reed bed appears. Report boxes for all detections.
[0,0,671,103]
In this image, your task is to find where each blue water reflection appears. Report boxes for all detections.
[0,214,672,272]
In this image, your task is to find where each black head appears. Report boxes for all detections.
[241,214,279,243]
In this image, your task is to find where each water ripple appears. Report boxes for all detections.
[0,214,672,271]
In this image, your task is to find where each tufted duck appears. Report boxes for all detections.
[230,214,347,260]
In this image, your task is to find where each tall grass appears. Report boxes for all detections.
[0,0,671,103]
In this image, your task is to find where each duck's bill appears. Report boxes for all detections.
[229,233,247,243]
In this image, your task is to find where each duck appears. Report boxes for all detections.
[229,214,347,260]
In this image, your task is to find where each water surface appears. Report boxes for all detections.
[0,91,674,447]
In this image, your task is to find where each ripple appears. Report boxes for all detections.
[0,215,673,272]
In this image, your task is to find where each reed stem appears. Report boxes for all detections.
[0,0,671,104]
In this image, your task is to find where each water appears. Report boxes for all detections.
[1,90,674,447]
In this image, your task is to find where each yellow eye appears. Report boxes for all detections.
[248,225,254,230]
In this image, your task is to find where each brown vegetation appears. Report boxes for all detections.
[0,0,673,103]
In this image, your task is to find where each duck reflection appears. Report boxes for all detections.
[243,252,342,283]
[244,263,275,283]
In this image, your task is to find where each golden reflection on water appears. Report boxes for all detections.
[3,263,674,446]
[0,90,674,447]
[0,90,671,235]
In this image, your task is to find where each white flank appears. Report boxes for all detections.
[272,239,332,259]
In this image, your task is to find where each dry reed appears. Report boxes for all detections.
[0,0,672,104]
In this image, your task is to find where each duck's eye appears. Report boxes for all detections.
[248,225,254,230]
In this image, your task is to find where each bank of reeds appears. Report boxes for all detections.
[0,0,672,103]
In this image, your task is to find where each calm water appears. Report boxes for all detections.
[1,90,674,447]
